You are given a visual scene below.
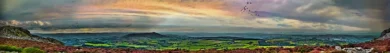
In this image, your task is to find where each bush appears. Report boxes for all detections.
[0,45,22,52]
[21,47,45,53]
[331,51,347,53]
[297,47,312,53]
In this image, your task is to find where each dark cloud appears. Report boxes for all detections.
[277,24,292,28]
[364,0,389,30]
[333,0,387,13]
[333,0,389,29]
[384,1,390,28]
[1,0,164,31]
[386,1,390,29]
[249,10,333,23]
[332,0,365,9]
[3,0,80,21]
[152,25,358,33]
[285,13,333,23]
[243,1,335,24]
[31,15,163,31]
[0,0,4,20]
[386,1,390,22]
[267,0,390,31]
[251,11,282,17]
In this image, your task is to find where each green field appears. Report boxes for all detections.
[79,38,348,51]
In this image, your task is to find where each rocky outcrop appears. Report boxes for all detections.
[0,26,63,45]
[376,28,390,40]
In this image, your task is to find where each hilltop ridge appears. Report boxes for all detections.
[0,26,63,45]
[376,28,390,40]
[122,32,168,38]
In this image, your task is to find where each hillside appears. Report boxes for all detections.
[377,28,390,40]
[353,39,390,52]
[354,28,390,51]
[0,37,134,53]
[0,26,63,45]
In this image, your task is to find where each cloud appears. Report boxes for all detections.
[295,3,313,13]
[236,0,387,31]
[28,17,371,33]
[1,20,52,27]
[2,0,79,20]
[1,0,387,33]
[312,6,343,18]
[251,17,370,31]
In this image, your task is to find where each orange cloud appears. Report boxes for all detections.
[75,0,238,19]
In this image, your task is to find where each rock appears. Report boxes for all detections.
[0,26,63,45]
[376,28,390,40]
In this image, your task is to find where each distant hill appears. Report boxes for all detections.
[121,32,168,38]
[376,28,390,40]
[194,36,261,40]
[0,26,63,45]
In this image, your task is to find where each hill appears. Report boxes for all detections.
[376,28,390,40]
[355,28,390,51]
[121,32,168,38]
[0,26,63,45]
[194,36,261,40]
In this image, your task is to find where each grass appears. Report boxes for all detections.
[21,47,45,53]
[122,45,148,48]
[84,43,112,47]
[0,45,45,53]
[83,39,296,51]
[0,45,23,52]
[77,38,347,51]
[258,46,295,48]
[115,42,148,48]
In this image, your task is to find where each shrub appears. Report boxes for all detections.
[297,47,311,53]
[0,45,22,52]
[21,47,45,53]
[331,51,347,53]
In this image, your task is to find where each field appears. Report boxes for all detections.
[0,32,388,53]
[35,33,377,51]
[81,38,355,51]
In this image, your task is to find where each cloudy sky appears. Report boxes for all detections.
[0,0,389,33]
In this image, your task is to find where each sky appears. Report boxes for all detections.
[0,0,389,33]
